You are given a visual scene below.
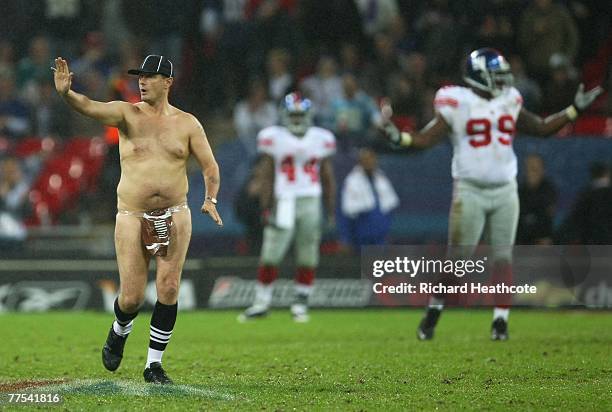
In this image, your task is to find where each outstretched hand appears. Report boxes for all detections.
[201,200,223,226]
[378,98,402,145]
[574,83,604,112]
[380,97,394,124]
[52,57,73,96]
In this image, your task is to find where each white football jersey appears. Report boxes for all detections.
[257,126,336,198]
[434,85,523,184]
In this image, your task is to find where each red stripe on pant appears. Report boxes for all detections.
[296,267,315,285]
[258,265,278,284]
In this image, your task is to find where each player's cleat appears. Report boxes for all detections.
[290,303,310,323]
[291,293,310,323]
[237,304,269,322]
[417,308,441,341]
[143,362,173,384]
[491,318,509,341]
[102,326,127,371]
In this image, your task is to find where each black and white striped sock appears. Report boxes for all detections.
[146,301,177,368]
[112,297,138,337]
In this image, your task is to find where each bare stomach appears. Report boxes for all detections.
[116,168,189,212]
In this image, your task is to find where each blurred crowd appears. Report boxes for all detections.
[0,0,610,145]
[0,0,611,246]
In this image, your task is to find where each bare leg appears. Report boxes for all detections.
[144,208,192,375]
[115,213,150,312]
[155,208,192,304]
[102,213,150,372]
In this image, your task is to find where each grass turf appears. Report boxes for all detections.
[0,309,611,411]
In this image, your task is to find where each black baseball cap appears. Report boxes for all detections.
[128,55,174,77]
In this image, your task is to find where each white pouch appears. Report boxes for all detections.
[274,196,296,230]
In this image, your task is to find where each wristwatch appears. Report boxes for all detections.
[205,196,217,205]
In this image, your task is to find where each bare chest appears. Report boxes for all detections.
[122,116,189,160]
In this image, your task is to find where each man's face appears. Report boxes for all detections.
[138,74,171,103]
[359,149,377,173]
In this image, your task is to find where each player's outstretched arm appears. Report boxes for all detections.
[189,116,223,226]
[381,113,450,149]
[320,157,336,226]
[379,100,449,149]
[53,57,127,127]
[517,83,604,137]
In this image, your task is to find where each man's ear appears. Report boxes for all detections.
[165,77,174,89]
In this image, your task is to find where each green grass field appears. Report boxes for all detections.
[1,309,611,411]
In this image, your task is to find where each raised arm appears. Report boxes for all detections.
[517,83,604,137]
[379,99,450,149]
[188,115,223,226]
[53,57,128,127]
[382,112,450,149]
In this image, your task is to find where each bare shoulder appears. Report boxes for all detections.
[176,110,205,136]
[129,101,151,115]
[105,100,137,115]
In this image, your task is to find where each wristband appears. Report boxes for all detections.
[205,196,217,205]
[565,105,578,122]
[400,132,413,147]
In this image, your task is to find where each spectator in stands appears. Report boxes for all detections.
[122,0,188,61]
[331,73,381,150]
[557,162,612,244]
[233,78,278,158]
[265,48,294,104]
[297,0,364,53]
[70,69,108,137]
[300,55,343,130]
[249,0,299,65]
[387,74,424,132]
[16,36,52,92]
[354,0,401,38]
[388,11,415,56]
[339,43,364,75]
[38,0,100,58]
[214,0,253,111]
[234,160,265,255]
[362,31,402,98]
[414,0,459,78]
[99,0,132,57]
[403,51,429,86]
[517,154,557,245]
[31,80,73,139]
[108,53,142,104]
[0,72,31,139]
[509,55,542,113]
[338,148,398,252]
[518,0,579,84]
[190,1,227,114]
[0,40,16,79]
[17,36,54,107]
[472,0,517,56]
[0,156,29,249]
[541,54,580,114]
[71,32,114,80]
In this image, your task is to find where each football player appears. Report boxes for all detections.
[382,48,603,340]
[238,92,336,322]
